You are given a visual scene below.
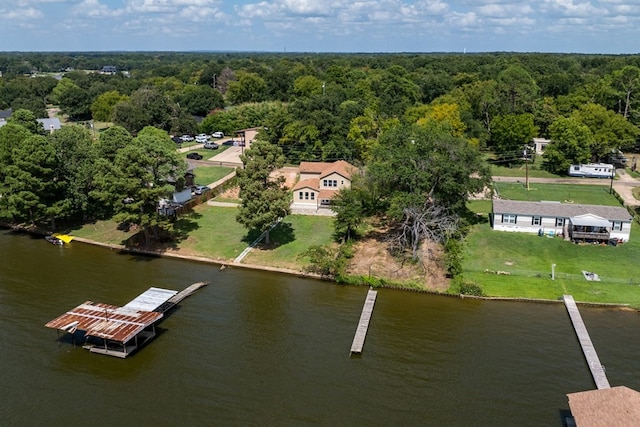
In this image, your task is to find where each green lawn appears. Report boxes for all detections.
[464,181,640,306]
[243,214,335,269]
[69,219,135,245]
[172,205,259,260]
[489,156,559,178]
[192,166,234,185]
[494,182,620,205]
[462,222,640,306]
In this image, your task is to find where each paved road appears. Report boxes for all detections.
[493,169,640,207]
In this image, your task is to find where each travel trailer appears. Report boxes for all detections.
[568,163,615,178]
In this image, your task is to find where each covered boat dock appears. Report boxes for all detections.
[45,285,206,358]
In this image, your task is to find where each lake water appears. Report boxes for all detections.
[1,230,640,426]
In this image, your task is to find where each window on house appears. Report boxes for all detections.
[299,192,303,200]
[304,192,309,200]
[323,179,328,187]
[502,214,516,224]
[532,216,541,226]
[332,180,337,187]
[556,218,565,227]
[612,221,622,231]
[310,193,315,200]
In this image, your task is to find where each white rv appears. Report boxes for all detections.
[568,163,615,178]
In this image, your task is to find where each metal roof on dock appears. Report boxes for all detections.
[122,287,178,312]
[45,287,178,344]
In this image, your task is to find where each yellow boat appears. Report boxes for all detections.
[52,234,74,244]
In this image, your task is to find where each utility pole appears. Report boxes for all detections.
[524,147,530,190]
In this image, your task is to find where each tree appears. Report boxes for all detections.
[366,124,490,261]
[91,90,128,122]
[496,64,539,114]
[98,125,133,161]
[612,65,640,119]
[47,125,97,224]
[236,140,291,244]
[7,108,44,134]
[94,126,185,246]
[226,71,267,105]
[332,187,364,242]
[572,103,640,156]
[0,134,59,225]
[58,85,92,120]
[173,84,224,117]
[542,117,593,175]
[112,87,172,134]
[490,114,537,162]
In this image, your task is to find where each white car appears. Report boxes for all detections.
[211,131,224,138]
[180,135,194,142]
[195,134,209,143]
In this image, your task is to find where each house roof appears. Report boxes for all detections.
[567,386,640,427]
[493,200,632,222]
[319,160,355,180]
[292,178,319,191]
[0,108,12,120]
[37,117,61,130]
[299,160,355,179]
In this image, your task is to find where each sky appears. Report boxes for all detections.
[0,0,639,54]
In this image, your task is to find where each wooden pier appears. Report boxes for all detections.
[350,289,377,355]
[154,281,209,313]
[563,295,610,390]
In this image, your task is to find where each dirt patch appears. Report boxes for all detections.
[346,236,450,292]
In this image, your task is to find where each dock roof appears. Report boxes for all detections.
[567,386,640,426]
[45,300,165,344]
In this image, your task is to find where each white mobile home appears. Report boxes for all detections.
[568,163,615,178]
[492,200,632,242]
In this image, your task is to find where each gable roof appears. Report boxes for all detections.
[567,386,640,427]
[292,178,319,192]
[299,160,355,179]
[493,200,632,222]
[37,117,61,130]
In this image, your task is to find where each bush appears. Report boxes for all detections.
[450,276,484,296]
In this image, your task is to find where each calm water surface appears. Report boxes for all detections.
[1,230,640,426]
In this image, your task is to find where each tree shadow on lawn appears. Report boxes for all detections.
[247,221,295,250]
[119,212,203,254]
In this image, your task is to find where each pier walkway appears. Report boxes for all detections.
[563,295,610,390]
[350,289,377,355]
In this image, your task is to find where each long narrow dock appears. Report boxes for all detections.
[350,289,377,355]
[154,281,209,313]
[563,295,610,390]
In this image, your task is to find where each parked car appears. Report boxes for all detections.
[195,134,209,143]
[180,135,194,142]
[222,139,235,146]
[193,185,209,195]
[186,152,203,160]
[171,136,182,144]
[203,142,219,149]
[212,131,224,138]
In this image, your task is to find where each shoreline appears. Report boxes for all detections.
[3,224,636,310]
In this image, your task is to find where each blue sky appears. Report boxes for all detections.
[1,0,638,53]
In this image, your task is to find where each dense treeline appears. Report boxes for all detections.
[1,51,640,263]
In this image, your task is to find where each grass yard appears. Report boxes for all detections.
[494,182,620,205]
[192,165,234,185]
[489,156,559,178]
[172,204,260,260]
[462,222,640,306]
[243,214,335,270]
[69,219,135,245]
